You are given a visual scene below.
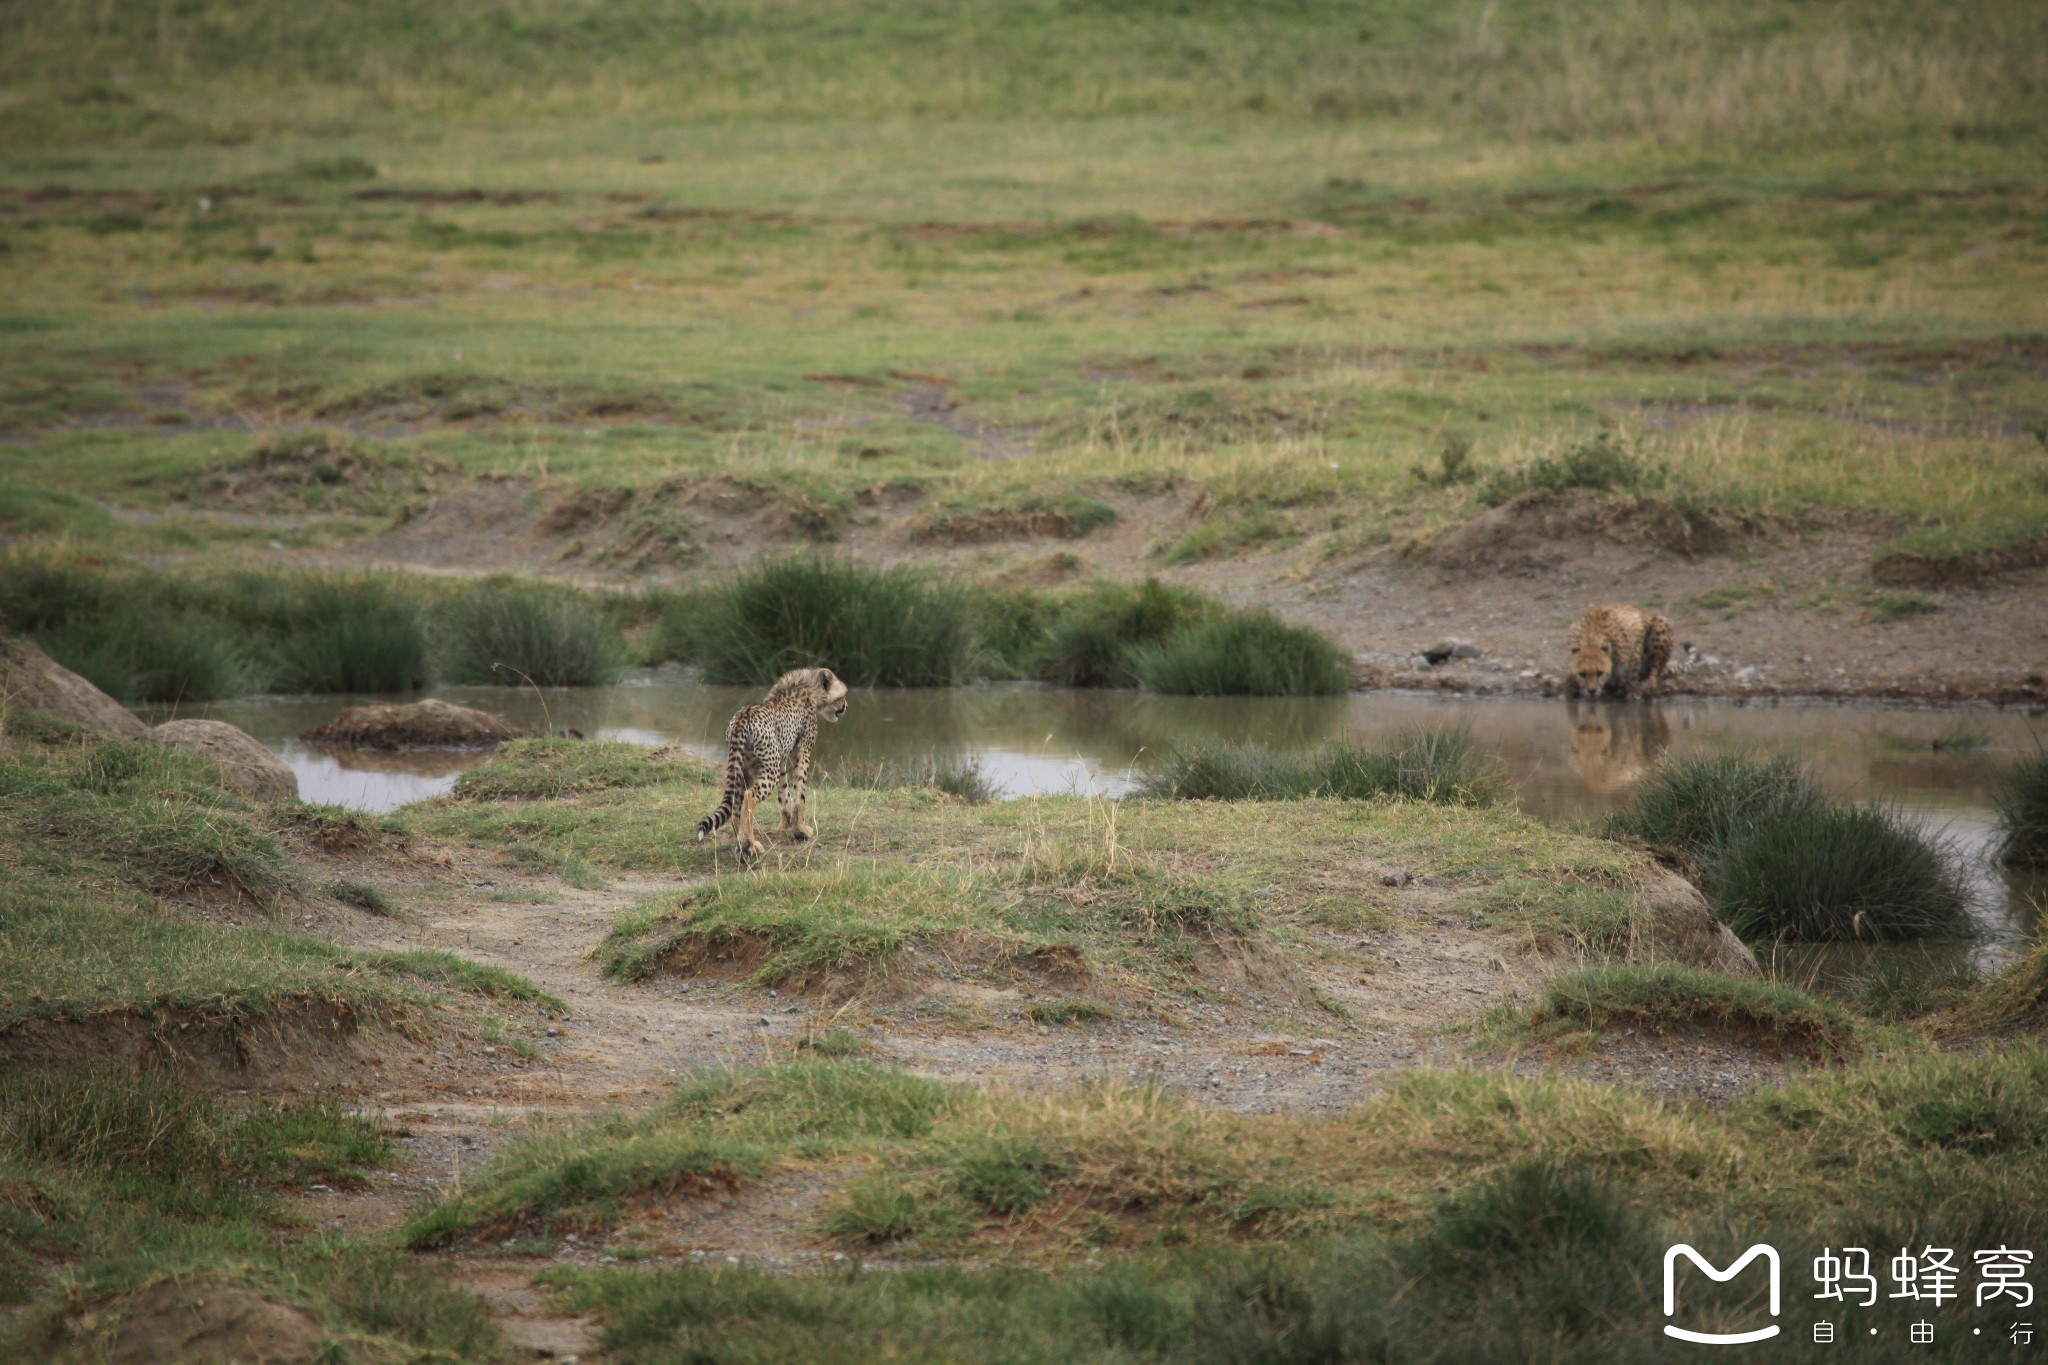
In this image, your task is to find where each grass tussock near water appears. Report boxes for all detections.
[649,565,1350,696]
[1139,728,1506,805]
[681,557,975,689]
[1607,753,1971,943]
[435,578,626,688]
[1994,752,2048,868]
[821,752,997,805]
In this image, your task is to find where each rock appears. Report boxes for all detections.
[152,719,299,803]
[0,638,149,738]
[1423,638,1483,665]
[1380,868,1413,887]
[300,698,534,750]
[1633,870,1761,978]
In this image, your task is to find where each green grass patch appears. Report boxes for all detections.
[1610,754,1971,942]
[1138,729,1505,805]
[1026,998,1114,1026]
[1028,578,1213,689]
[1518,964,1861,1056]
[1478,432,1664,507]
[436,578,626,687]
[677,556,975,689]
[1714,804,1973,942]
[328,879,402,916]
[1946,936,2048,1036]
[915,492,1117,545]
[1866,590,1942,623]
[357,948,567,1013]
[1993,751,2048,868]
[1130,608,1351,697]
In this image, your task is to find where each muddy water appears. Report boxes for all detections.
[150,675,2045,955]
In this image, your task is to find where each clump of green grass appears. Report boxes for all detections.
[682,557,974,688]
[357,949,567,1013]
[261,576,429,693]
[42,608,254,703]
[1131,609,1350,697]
[1478,432,1663,506]
[436,579,626,687]
[1609,753,1970,942]
[1715,805,1973,942]
[1993,752,2048,868]
[1605,753,1824,870]
[1521,964,1860,1055]
[452,739,669,801]
[821,752,996,804]
[1139,729,1505,805]
[915,492,1118,544]
[1849,959,1979,1023]
[1027,998,1114,1025]
[1031,578,1213,688]
[328,879,402,916]
[1867,590,1942,623]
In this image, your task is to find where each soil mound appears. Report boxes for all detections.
[0,638,150,739]
[153,719,298,803]
[301,699,533,751]
[1420,491,1751,574]
[196,431,444,514]
[97,1277,327,1365]
[1870,535,2048,589]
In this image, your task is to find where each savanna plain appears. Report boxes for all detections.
[3,1,2048,1360]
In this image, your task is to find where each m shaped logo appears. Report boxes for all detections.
[1663,1244,1782,1345]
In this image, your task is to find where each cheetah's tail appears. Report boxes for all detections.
[696,779,739,841]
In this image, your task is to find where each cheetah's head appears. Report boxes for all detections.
[768,667,850,720]
[815,668,849,721]
[1571,642,1614,698]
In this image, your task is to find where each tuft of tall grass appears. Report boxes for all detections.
[1139,729,1506,806]
[1606,752,1825,868]
[684,557,974,688]
[1478,431,1664,507]
[42,609,253,703]
[1131,609,1351,697]
[1993,752,2048,868]
[262,576,429,693]
[1610,753,1972,942]
[1031,578,1212,688]
[436,579,625,687]
[1714,804,1973,942]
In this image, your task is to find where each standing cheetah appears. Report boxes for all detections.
[1564,605,1676,700]
[695,667,849,863]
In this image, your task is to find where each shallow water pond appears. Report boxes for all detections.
[151,674,2044,958]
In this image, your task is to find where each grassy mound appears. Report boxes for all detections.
[1608,753,1970,942]
[683,557,975,688]
[451,739,672,801]
[1993,752,2048,868]
[1139,729,1505,805]
[1521,964,1860,1056]
[1945,936,2048,1036]
[436,579,626,687]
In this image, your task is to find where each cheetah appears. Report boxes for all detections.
[695,667,849,863]
[1564,605,1678,700]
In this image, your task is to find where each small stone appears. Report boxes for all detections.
[1380,868,1412,887]
[758,1017,772,1027]
[1518,668,1538,679]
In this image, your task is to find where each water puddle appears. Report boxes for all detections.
[148,674,2045,954]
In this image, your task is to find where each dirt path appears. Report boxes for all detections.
[275,829,1790,1357]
